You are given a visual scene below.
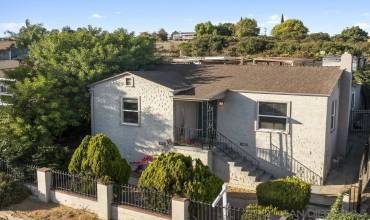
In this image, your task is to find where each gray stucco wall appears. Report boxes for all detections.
[91,73,174,161]
[216,91,330,178]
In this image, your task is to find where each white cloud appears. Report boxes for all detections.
[355,22,370,30]
[89,13,105,19]
[267,14,280,24]
[363,12,370,17]
[0,22,24,36]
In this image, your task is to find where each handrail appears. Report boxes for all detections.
[261,144,323,185]
[212,129,259,167]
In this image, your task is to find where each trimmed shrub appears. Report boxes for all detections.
[0,172,30,208]
[68,133,131,184]
[256,176,311,211]
[138,152,223,202]
[242,204,291,220]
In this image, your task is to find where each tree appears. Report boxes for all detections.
[339,26,369,42]
[6,19,47,48]
[157,28,168,41]
[170,30,179,39]
[0,24,160,167]
[306,32,330,41]
[271,19,308,39]
[215,23,235,36]
[68,134,131,183]
[236,37,268,55]
[234,17,260,38]
[138,152,223,202]
[195,21,216,36]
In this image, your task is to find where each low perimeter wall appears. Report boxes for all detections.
[32,168,189,220]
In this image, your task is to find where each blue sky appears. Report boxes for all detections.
[1,0,370,37]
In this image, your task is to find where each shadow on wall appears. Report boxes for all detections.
[93,84,172,163]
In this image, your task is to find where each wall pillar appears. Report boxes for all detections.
[37,167,52,202]
[171,197,189,220]
[97,182,113,220]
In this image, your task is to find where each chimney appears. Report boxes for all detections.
[340,52,353,73]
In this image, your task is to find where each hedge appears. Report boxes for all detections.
[242,204,291,220]
[0,172,30,208]
[256,176,311,211]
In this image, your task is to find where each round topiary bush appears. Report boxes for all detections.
[138,152,223,202]
[242,204,291,220]
[256,176,311,211]
[68,133,131,184]
[0,172,30,208]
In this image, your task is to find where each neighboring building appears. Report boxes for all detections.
[172,32,195,41]
[89,54,354,188]
[0,60,18,105]
[252,57,316,66]
[0,41,25,60]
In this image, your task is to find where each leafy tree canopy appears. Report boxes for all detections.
[195,21,216,36]
[271,19,308,39]
[68,134,131,183]
[157,28,168,41]
[339,26,369,42]
[235,17,260,38]
[0,21,161,167]
[6,19,47,49]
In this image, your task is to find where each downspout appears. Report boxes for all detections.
[90,88,95,134]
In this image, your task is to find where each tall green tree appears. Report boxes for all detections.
[157,28,168,41]
[234,17,260,38]
[195,21,216,36]
[271,19,308,39]
[339,26,368,42]
[0,22,161,167]
[6,19,47,49]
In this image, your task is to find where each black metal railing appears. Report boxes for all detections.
[113,184,172,215]
[174,127,212,148]
[0,160,38,185]
[51,170,97,199]
[174,127,259,167]
[256,145,323,185]
[189,200,246,220]
[350,109,370,133]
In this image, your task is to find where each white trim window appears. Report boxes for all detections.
[0,83,8,95]
[257,102,289,132]
[330,100,337,130]
[121,97,140,125]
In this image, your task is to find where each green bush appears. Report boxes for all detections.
[256,176,311,211]
[326,191,369,220]
[138,152,223,202]
[242,204,291,220]
[0,172,30,208]
[68,134,131,184]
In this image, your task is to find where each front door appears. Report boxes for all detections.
[198,101,217,139]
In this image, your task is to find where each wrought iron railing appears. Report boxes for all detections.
[256,145,323,185]
[51,170,97,199]
[113,184,172,215]
[174,127,259,167]
[0,160,38,185]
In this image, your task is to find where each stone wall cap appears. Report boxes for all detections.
[172,196,188,202]
[37,167,51,172]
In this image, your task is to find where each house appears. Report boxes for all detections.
[172,32,195,41]
[0,40,24,60]
[0,60,18,105]
[89,54,354,188]
[252,57,317,66]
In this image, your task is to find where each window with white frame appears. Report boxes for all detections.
[121,97,140,125]
[0,83,7,94]
[257,102,288,131]
[330,100,337,130]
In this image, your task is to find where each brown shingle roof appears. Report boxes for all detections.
[151,64,343,99]
[0,60,19,79]
[91,64,343,98]
[0,41,14,50]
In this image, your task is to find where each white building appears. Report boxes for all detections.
[89,54,354,188]
[172,32,195,41]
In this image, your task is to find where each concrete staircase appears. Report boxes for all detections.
[213,147,273,190]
